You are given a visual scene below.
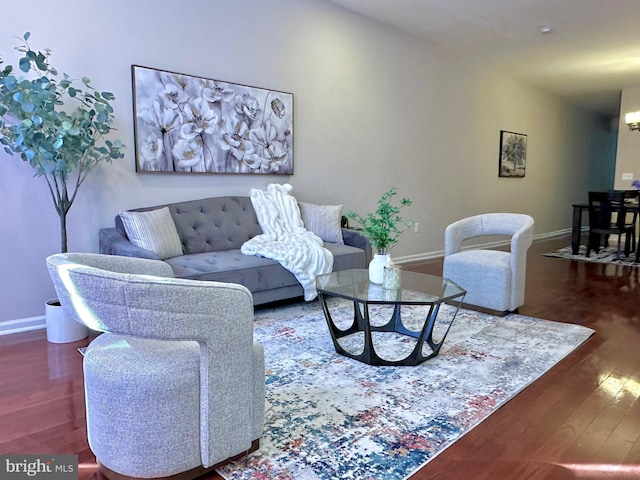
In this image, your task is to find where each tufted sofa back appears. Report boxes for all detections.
[115,196,264,254]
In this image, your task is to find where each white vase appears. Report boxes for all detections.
[369,253,391,284]
[46,298,88,344]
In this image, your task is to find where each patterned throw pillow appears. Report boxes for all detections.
[298,202,344,245]
[119,207,183,259]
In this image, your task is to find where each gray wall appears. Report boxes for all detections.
[614,86,640,189]
[0,0,615,323]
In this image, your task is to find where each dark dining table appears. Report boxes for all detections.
[571,202,640,256]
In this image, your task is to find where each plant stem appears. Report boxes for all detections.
[59,210,67,253]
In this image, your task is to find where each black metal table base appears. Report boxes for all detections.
[318,296,461,366]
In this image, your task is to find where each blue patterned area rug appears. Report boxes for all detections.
[543,244,639,267]
[217,300,594,480]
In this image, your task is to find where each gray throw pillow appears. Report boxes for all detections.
[119,207,183,259]
[298,202,344,244]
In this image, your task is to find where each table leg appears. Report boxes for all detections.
[318,294,465,366]
[571,205,582,255]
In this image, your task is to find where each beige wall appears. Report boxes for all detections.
[0,0,613,323]
[614,86,640,189]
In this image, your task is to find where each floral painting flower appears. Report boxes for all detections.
[180,98,217,139]
[221,121,257,169]
[250,121,278,153]
[160,83,189,110]
[140,133,163,169]
[203,81,234,104]
[139,100,182,133]
[234,93,262,124]
[132,65,293,174]
[172,137,204,170]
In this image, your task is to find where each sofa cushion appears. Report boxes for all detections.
[323,242,367,271]
[298,202,344,245]
[166,244,367,294]
[169,197,263,254]
[165,250,300,293]
[119,208,183,260]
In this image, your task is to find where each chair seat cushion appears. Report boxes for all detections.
[84,334,202,477]
[443,250,511,311]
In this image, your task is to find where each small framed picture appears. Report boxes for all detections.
[499,130,527,178]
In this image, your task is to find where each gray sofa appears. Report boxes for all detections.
[99,196,371,305]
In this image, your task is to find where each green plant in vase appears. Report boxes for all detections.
[0,32,125,253]
[346,188,413,283]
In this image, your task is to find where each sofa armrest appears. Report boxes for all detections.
[99,228,161,260]
[342,228,372,262]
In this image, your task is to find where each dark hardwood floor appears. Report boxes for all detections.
[1,234,639,480]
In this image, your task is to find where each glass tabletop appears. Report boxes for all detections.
[316,269,465,305]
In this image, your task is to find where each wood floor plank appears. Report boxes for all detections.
[586,370,640,464]
[624,434,640,465]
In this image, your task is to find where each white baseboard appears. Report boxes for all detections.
[0,315,46,336]
[0,228,572,337]
[392,228,571,265]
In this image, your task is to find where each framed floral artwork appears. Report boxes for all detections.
[498,130,527,178]
[131,65,293,174]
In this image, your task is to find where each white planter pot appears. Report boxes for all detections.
[368,253,391,284]
[45,299,88,344]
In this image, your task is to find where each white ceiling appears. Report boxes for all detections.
[326,0,640,117]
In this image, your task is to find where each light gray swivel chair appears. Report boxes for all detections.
[443,213,534,316]
[46,253,265,480]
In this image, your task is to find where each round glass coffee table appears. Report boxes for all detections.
[316,269,466,366]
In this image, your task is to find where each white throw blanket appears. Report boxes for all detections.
[241,184,333,301]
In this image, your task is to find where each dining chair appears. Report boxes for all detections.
[587,191,635,258]
[609,190,639,252]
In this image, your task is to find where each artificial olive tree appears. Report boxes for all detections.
[0,32,125,252]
